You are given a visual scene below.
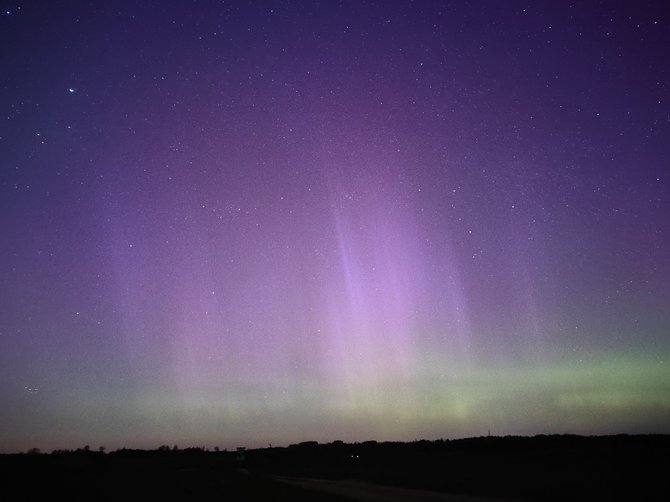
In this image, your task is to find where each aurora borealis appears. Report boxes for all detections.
[1,1,669,453]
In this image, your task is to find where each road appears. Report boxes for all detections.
[273,476,518,502]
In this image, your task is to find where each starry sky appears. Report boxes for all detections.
[1,1,669,453]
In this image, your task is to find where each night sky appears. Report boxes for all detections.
[1,1,669,453]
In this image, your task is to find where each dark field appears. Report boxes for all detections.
[2,435,668,501]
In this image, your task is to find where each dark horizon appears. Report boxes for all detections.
[1,1,669,453]
[3,434,669,501]
[5,432,669,456]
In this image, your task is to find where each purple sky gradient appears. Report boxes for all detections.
[1,1,669,452]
